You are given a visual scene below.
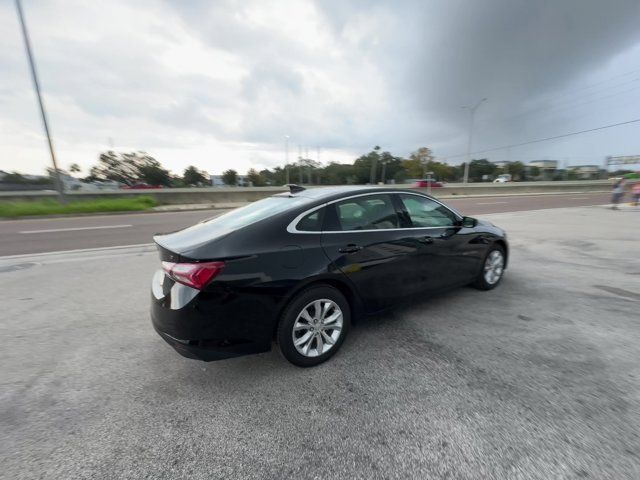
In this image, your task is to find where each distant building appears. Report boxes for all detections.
[210,174,249,187]
[211,175,225,187]
[23,174,50,181]
[59,172,84,191]
[567,165,601,179]
[492,160,511,168]
[528,160,558,170]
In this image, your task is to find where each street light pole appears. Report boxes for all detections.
[462,97,487,184]
[284,135,290,184]
[298,145,302,184]
[15,0,65,203]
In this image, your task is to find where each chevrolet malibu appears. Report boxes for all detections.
[151,186,508,367]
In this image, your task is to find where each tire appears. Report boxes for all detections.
[277,285,350,367]
[472,244,506,290]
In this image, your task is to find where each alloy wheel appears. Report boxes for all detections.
[292,299,343,357]
[484,250,504,285]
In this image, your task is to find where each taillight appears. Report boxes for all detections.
[161,261,225,290]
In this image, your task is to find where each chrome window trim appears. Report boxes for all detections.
[286,191,463,234]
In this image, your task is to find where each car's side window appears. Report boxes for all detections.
[329,194,399,231]
[399,194,458,228]
[296,208,324,232]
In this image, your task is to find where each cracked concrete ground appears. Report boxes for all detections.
[1,206,639,479]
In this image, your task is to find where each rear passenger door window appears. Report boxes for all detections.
[399,194,458,228]
[328,194,400,231]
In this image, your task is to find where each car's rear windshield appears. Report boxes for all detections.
[201,196,310,230]
[155,196,311,254]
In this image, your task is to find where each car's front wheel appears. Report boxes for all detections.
[277,285,350,367]
[473,245,506,290]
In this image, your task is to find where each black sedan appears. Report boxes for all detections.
[151,186,508,367]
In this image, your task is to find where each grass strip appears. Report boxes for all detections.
[0,196,157,218]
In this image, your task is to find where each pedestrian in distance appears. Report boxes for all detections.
[632,181,640,207]
[610,178,625,210]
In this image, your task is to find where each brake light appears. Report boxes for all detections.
[161,261,225,290]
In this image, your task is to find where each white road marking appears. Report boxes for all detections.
[19,224,132,234]
[0,243,154,260]
[476,201,508,205]
[570,196,590,199]
[0,243,156,266]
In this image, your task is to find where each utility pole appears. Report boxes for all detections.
[15,0,66,203]
[462,98,487,184]
[369,146,380,184]
[381,158,388,184]
[284,135,290,184]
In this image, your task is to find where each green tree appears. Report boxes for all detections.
[138,163,172,186]
[90,151,171,186]
[408,147,434,177]
[402,157,423,179]
[505,161,525,181]
[567,169,579,180]
[393,169,409,183]
[222,169,238,186]
[322,162,356,185]
[183,166,208,186]
[353,146,383,184]
[528,166,541,179]
[378,152,405,184]
[247,168,266,186]
[298,158,321,184]
[428,161,460,182]
[468,159,497,182]
[69,163,81,175]
[3,171,27,184]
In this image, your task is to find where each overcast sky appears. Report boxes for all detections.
[2,0,639,176]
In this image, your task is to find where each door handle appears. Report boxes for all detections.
[338,244,363,253]
[418,236,434,244]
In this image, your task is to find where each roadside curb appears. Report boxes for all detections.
[435,190,608,199]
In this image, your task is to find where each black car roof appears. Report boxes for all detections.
[273,185,463,219]
[274,185,410,201]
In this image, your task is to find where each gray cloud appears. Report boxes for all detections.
[164,0,640,157]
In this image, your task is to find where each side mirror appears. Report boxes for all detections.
[461,216,477,228]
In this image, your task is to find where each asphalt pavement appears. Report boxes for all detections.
[0,192,610,256]
[1,205,639,479]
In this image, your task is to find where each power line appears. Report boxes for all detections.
[502,77,640,122]
[440,118,640,161]
[555,68,640,97]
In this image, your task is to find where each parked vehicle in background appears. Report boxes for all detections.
[493,174,512,183]
[412,179,443,188]
[150,185,509,367]
[121,183,163,189]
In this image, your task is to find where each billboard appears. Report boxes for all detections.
[606,155,640,166]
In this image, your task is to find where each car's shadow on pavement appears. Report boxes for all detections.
[159,275,531,383]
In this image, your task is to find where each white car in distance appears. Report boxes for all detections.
[493,174,512,183]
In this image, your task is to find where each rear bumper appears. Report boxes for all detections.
[152,322,269,361]
[149,272,275,362]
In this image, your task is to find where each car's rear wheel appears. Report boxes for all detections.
[277,285,350,367]
[473,245,506,290]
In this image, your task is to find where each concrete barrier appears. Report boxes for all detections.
[0,180,611,205]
